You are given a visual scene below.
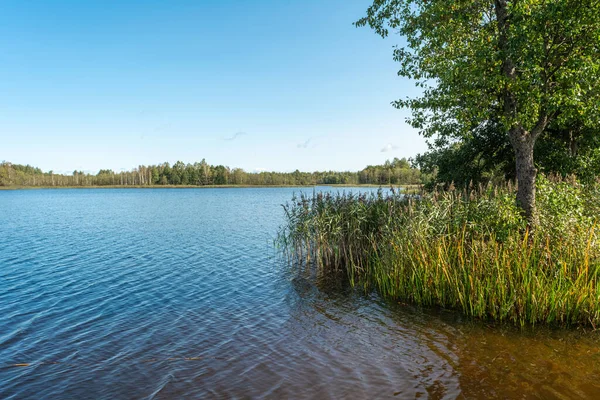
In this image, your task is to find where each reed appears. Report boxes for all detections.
[278,177,600,326]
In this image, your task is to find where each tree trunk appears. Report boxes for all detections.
[509,127,539,227]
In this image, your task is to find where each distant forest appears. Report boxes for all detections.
[0,158,420,187]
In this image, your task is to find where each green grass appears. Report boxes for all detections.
[278,177,600,327]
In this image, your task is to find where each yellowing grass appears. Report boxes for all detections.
[279,180,600,326]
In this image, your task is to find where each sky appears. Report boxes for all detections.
[0,0,427,174]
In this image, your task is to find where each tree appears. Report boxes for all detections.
[0,159,421,188]
[416,119,600,187]
[151,167,160,184]
[162,162,172,184]
[357,0,600,225]
[199,159,211,185]
[416,118,516,187]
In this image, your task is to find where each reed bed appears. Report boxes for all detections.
[278,177,600,326]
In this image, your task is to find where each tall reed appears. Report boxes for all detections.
[278,177,600,326]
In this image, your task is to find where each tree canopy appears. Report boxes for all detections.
[416,118,600,187]
[357,0,600,224]
[0,158,420,188]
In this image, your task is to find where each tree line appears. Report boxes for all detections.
[0,158,420,187]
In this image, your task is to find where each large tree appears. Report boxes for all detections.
[416,118,600,187]
[357,0,600,225]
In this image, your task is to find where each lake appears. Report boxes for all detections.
[1,188,599,399]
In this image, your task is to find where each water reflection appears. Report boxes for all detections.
[287,272,600,399]
[0,188,598,399]
[284,275,461,399]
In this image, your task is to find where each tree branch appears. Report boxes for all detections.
[531,113,550,140]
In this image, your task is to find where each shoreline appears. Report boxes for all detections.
[0,184,421,191]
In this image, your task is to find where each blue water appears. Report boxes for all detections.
[1,188,599,399]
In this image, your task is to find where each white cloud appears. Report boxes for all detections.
[297,138,311,149]
[381,143,399,153]
[225,132,247,141]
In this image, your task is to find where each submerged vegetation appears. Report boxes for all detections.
[279,177,600,327]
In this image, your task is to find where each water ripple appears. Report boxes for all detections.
[0,188,599,399]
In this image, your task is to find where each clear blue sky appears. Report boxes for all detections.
[0,0,426,174]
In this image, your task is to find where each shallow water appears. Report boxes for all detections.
[0,188,598,399]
